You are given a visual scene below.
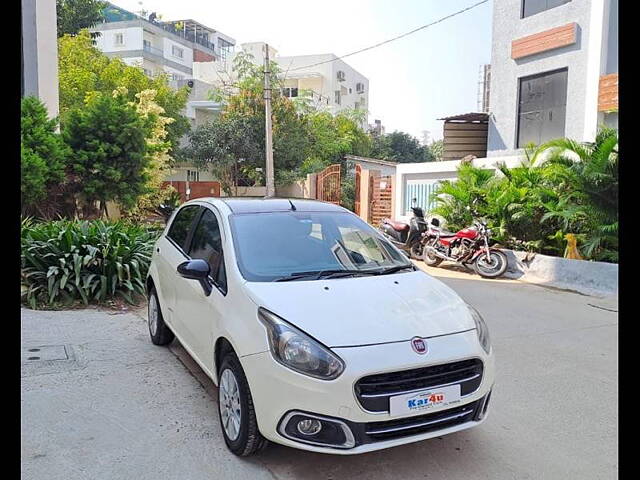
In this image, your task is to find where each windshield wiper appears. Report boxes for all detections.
[274,269,380,282]
[375,264,416,275]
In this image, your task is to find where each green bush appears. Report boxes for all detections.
[21,96,70,215]
[430,129,618,262]
[21,219,161,308]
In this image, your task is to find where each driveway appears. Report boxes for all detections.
[21,265,617,480]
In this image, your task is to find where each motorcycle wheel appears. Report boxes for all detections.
[474,250,508,278]
[409,242,423,260]
[422,240,443,267]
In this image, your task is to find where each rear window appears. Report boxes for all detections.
[167,206,200,250]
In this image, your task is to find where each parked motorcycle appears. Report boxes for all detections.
[379,199,429,259]
[422,217,508,278]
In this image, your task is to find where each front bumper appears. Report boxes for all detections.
[241,329,495,454]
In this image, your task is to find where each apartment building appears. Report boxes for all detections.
[487,0,618,156]
[90,3,235,130]
[93,3,235,81]
[194,42,370,125]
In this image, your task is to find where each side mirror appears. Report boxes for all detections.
[177,259,212,296]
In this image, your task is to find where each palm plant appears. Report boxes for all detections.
[539,127,618,261]
[431,163,494,231]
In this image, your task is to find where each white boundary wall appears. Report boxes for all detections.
[393,156,524,222]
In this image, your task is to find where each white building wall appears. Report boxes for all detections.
[95,26,143,53]
[487,0,599,156]
[162,37,193,69]
[21,0,59,118]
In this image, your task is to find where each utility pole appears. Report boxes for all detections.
[264,43,275,197]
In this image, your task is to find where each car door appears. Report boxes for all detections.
[155,204,202,329]
[173,206,228,373]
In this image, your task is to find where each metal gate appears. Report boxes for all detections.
[405,181,439,215]
[316,164,341,205]
[354,164,362,215]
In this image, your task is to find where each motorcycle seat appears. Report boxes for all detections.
[382,219,409,231]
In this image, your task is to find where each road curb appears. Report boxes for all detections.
[502,249,618,297]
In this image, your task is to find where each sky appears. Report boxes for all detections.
[112,0,493,141]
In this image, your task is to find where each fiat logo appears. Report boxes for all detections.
[411,337,428,355]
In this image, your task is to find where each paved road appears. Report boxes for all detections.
[21,265,618,480]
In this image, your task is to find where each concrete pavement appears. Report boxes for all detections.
[21,265,617,479]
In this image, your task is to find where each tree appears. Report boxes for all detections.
[370,131,431,163]
[58,31,190,156]
[21,97,70,217]
[181,116,263,196]
[62,91,152,216]
[429,139,444,161]
[57,0,107,38]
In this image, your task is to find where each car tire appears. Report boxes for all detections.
[217,352,268,456]
[147,287,175,346]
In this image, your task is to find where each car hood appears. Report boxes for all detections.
[243,270,476,347]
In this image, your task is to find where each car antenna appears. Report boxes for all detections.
[288,199,297,211]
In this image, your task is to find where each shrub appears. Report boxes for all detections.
[21,96,70,216]
[63,91,152,215]
[21,219,161,308]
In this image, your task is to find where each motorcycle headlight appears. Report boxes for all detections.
[467,304,491,354]
[258,308,345,380]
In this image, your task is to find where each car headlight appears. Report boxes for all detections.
[468,304,491,354]
[258,307,345,380]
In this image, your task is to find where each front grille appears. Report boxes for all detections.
[362,399,481,442]
[355,358,483,412]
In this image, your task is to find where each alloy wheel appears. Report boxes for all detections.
[148,294,158,336]
[219,368,242,441]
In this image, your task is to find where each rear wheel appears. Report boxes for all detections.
[409,242,423,260]
[147,287,174,346]
[423,239,443,267]
[474,250,508,278]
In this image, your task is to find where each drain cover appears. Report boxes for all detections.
[21,345,69,362]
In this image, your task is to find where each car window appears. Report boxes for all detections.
[188,209,227,293]
[167,205,201,251]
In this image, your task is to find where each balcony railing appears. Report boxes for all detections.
[143,44,164,57]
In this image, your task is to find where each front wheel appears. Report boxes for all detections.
[474,250,508,278]
[422,240,443,267]
[218,353,268,456]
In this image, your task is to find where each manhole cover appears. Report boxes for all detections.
[21,345,69,363]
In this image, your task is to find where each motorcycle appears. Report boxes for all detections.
[378,199,429,259]
[421,217,508,278]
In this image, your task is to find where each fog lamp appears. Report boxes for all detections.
[297,419,322,436]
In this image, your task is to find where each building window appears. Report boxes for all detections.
[336,70,346,82]
[143,68,153,77]
[114,33,124,46]
[171,73,184,81]
[334,91,341,105]
[521,0,570,18]
[187,169,200,182]
[356,82,365,94]
[281,87,298,98]
[516,68,567,148]
[172,45,184,59]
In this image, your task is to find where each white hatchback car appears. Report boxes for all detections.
[146,198,494,456]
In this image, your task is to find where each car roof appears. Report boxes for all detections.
[194,197,349,214]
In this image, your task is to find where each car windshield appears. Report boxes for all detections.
[230,211,413,282]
